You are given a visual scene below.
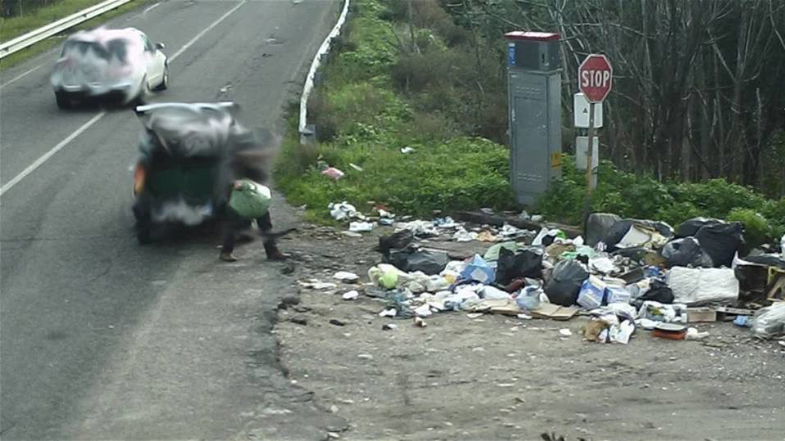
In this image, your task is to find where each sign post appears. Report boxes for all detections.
[577,54,613,197]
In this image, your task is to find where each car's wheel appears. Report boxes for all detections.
[154,64,169,91]
[133,202,153,244]
[132,77,150,107]
[55,91,71,109]
[136,225,153,244]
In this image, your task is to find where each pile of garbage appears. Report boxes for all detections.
[313,206,785,344]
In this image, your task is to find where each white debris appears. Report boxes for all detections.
[559,328,573,337]
[328,201,358,221]
[342,290,360,300]
[395,220,438,236]
[686,327,710,340]
[379,308,397,318]
[453,227,478,242]
[298,279,338,290]
[414,304,433,317]
[334,271,360,283]
[349,221,375,232]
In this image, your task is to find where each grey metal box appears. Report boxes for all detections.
[505,31,561,72]
[507,70,562,205]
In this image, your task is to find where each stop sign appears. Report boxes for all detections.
[578,54,613,103]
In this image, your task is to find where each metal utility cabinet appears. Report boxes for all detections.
[505,31,562,206]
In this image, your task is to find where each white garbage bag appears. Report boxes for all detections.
[667,267,738,305]
[750,303,785,339]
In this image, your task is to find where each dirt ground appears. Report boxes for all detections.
[272,221,785,441]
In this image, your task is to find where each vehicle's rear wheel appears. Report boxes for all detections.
[55,91,71,109]
[132,77,150,107]
[154,65,169,91]
[136,226,153,245]
[133,203,153,245]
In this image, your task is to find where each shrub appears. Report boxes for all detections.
[667,179,767,219]
[727,208,771,249]
[278,0,785,240]
[760,198,785,238]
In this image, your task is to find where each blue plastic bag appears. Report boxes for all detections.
[460,255,496,285]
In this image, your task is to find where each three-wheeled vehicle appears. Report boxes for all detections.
[131,102,262,244]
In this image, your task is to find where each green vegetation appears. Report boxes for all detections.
[537,158,785,241]
[1,0,154,70]
[275,0,784,244]
[275,0,515,221]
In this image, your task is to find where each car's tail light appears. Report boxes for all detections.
[133,162,146,195]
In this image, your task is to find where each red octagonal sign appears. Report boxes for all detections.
[578,54,613,103]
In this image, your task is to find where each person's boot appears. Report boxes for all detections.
[264,241,289,261]
[219,251,238,262]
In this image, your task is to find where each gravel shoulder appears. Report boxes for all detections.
[273,223,785,441]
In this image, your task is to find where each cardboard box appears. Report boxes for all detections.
[577,276,606,309]
[606,285,631,304]
[687,307,717,323]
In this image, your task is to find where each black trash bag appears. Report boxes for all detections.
[376,230,414,254]
[495,247,543,285]
[661,237,714,268]
[603,218,674,250]
[611,246,649,260]
[602,220,634,249]
[735,263,770,304]
[694,222,744,267]
[628,219,675,240]
[675,217,722,238]
[632,279,674,306]
[743,254,785,269]
[586,213,622,247]
[387,248,448,275]
[544,260,589,306]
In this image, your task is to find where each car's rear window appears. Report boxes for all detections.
[61,38,130,63]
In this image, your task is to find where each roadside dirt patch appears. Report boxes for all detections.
[274,224,785,441]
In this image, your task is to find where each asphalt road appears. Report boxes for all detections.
[0,1,344,439]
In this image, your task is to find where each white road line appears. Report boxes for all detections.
[143,2,160,13]
[0,64,45,90]
[0,112,106,197]
[170,0,246,61]
[0,0,247,198]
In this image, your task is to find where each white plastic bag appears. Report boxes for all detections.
[667,267,738,305]
[750,303,785,339]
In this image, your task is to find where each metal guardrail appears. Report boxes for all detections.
[299,0,350,140]
[0,0,134,60]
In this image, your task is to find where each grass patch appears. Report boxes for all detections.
[1,0,155,71]
[275,0,516,221]
[276,0,784,245]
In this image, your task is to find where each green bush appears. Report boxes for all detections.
[760,198,785,238]
[667,179,767,219]
[278,0,785,243]
[727,208,771,248]
[538,158,781,241]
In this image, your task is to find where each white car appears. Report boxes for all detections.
[51,27,169,108]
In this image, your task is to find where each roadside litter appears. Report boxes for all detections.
[321,167,345,180]
[312,206,785,344]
